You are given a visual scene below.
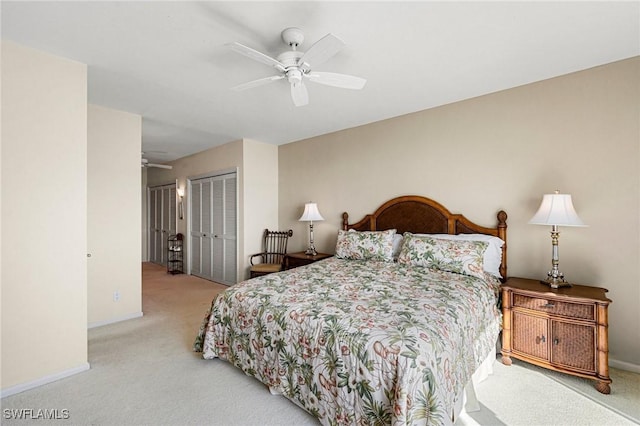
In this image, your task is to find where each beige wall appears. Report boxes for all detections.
[241,139,279,276]
[87,105,142,326]
[1,41,89,391]
[279,57,640,368]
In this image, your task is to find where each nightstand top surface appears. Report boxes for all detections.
[503,277,611,303]
[286,252,332,261]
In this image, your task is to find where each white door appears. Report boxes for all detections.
[148,183,177,266]
[189,172,237,284]
[190,180,203,276]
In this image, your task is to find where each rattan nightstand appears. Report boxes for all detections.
[500,277,612,394]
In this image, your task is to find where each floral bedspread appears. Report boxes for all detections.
[194,258,501,426]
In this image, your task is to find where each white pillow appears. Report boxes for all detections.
[418,233,504,278]
[392,234,403,260]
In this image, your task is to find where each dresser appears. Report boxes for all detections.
[501,277,612,394]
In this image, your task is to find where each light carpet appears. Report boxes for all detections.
[2,262,638,425]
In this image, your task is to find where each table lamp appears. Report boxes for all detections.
[529,190,587,288]
[299,202,324,256]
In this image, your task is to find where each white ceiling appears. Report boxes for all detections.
[3,1,639,163]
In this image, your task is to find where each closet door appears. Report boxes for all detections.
[201,179,213,279]
[212,175,237,284]
[149,187,164,264]
[148,183,177,266]
[189,172,237,285]
[190,180,202,276]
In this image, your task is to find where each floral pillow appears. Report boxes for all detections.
[335,229,396,262]
[397,232,487,279]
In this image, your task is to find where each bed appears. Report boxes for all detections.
[195,195,508,425]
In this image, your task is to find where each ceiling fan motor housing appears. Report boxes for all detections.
[281,27,304,47]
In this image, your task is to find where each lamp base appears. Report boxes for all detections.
[304,247,318,256]
[541,277,572,289]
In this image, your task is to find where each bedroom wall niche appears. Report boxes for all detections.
[146,138,278,282]
[278,56,640,369]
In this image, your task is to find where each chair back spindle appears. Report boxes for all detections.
[264,229,292,265]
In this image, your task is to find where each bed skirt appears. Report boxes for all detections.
[453,346,496,422]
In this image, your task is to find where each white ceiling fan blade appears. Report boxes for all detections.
[307,72,366,90]
[146,163,173,170]
[290,82,309,107]
[231,75,285,91]
[227,42,286,72]
[298,34,345,70]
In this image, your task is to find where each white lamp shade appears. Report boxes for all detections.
[529,193,586,227]
[299,202,324,222]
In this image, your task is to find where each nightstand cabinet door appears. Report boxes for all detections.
[551,321,596,372]
[512,312,549,361]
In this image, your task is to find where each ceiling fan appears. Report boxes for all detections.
[141,153,172,169]
[228,27,366,107]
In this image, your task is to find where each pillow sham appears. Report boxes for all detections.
[397,233,488,279]
[335,229,396,262]
[417,233,504,278]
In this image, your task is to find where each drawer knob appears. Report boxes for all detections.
[536,335,546,344]
[554,338,560,346]
[542,302,555,308]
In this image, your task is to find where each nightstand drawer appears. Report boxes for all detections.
[513,294,595,321]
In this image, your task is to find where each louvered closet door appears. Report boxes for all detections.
[201,179,213,279]
[148,189,160,263]
[190,180,203,276]
[148,183,177,266]
[160,186,177,263]
[161,187,171,263]
[214,175,236,284]
[189,172,237,285]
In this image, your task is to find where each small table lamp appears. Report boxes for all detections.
[299,202,324,256]
[529,190,587,288]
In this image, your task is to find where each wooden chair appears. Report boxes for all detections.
[249,229,293,278]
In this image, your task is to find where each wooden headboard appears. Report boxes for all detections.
[342,195,508,280]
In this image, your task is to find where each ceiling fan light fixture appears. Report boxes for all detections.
[287,69,303,85]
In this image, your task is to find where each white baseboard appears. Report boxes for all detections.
[1,362,90,398]
[88,311,143,329]
[609,357,640,374]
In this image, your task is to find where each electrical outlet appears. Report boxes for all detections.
[113,290,120,302]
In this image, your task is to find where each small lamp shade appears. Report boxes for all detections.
[299,203,324,222]
[529,192,586,227]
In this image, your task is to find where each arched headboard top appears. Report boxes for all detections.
[342,195,508,279]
